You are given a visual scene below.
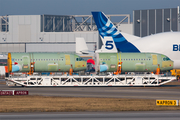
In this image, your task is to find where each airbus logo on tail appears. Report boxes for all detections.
[173,44,180,51]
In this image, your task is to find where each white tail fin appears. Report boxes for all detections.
[76,37,89,54]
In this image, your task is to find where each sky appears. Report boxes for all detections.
[0,0,179,21]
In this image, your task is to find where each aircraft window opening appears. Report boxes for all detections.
[46,59,48,61]
[131,59,133,60]
[124,59,125,61]
[62,59,63,61]
[163,57,171,61]
[51,59,53,61]
[49,59,51,61]
[144,59,146,60]
[31,59,33,61]
[101,59,102,61]
[126,59,128,60]
[59,59,61,61]
[141,59,143,60]
[136,59,138,60]
[76,58,78,61]
[20,59,22,61]
[129,59,130,61]
[103,59,105,61]
[139,59,140,60]
[54,59,56,61]
[56,59,58,61]
[134,59,136,61]
[108,59,110,61]
[17,59,19,61]
[41,59,43,61]
[44,59,45,61]
[15,59,17,61]
[38,59,40,61]
[121,59,122,61]
[106,59,107,61]
[33,59,35,61]
[149,59,151,60]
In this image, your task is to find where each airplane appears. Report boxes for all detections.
[7,53,87,74]
[91,11,180,69]
[75,37,173,74]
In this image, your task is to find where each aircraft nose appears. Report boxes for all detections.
[100,64,108,72]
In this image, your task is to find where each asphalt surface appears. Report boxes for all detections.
[0,81,180,99]
[1,80,180,119]
[0,111,180,120]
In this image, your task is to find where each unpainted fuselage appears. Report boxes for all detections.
[96,53,173,72]
[8,53,87,72]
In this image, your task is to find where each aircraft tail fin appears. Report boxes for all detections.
[92,11,140,52]
[76,37,89,54]
[92,12,127,43]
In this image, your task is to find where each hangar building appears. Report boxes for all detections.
[0,14,131,54]
[0,7,179,54]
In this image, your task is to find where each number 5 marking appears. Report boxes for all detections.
[105,41,114,50]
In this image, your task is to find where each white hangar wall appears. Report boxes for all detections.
[0,15,99,53]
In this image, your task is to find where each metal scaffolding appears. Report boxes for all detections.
[6,74,176,87]
[0,14,130,32]
[41,14,131,32]
[0,15,8,32]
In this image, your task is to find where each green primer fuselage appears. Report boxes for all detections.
[96,53,173,72]
[9,53,87,72]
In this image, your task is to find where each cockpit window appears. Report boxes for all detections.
[163,57,171,61]
[76,57,84,61]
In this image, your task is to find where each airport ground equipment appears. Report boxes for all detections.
[6,74,176,87]
[171,69,180,79]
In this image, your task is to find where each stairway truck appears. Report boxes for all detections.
[7,53,87,73]
[95,53,173,73]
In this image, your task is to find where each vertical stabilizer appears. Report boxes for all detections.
[76,37,89,54]
[92,11,140,52]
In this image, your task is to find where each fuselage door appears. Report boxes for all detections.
[22,56,30,71]
[110,56,116,71]
[152,54,158,65]
[65,55,71,65]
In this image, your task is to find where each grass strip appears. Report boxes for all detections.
[0,96,180,112]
